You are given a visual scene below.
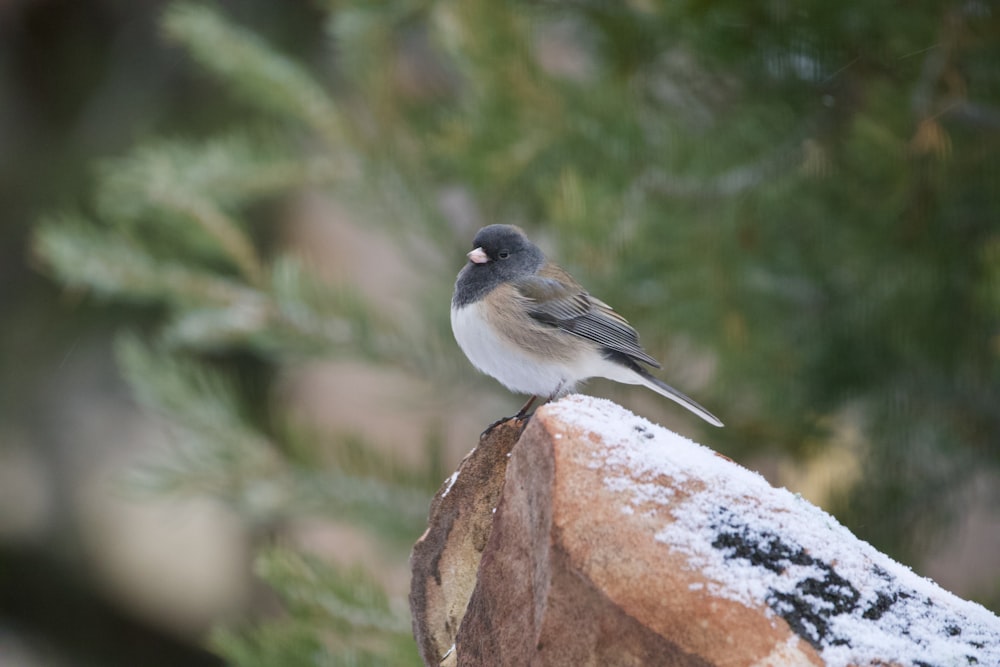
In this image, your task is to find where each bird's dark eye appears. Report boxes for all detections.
[498,250,510,260]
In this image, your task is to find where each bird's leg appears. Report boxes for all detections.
[513,384,564,419]
[480,385,568,437]
[480,395,538,437]
[514,395,538,419]
[513,382,565,420]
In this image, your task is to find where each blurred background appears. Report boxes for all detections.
[1,1,998,665]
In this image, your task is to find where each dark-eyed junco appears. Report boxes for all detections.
[451,224,723,427]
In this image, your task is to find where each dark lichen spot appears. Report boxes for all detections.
[768,590,830,646]
[712,528,811,574]
[709,510,861,649]
[863,591,896,620]
[799,567,860,615]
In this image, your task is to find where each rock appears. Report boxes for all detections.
[409,416,528,666]
[411,396,1000,667]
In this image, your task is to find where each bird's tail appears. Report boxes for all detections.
[634,367,724,427]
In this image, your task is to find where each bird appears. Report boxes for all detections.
[450,224,723,427]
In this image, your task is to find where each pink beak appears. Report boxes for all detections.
[467,247,489,264]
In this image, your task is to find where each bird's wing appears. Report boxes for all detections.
[513,268,662,369]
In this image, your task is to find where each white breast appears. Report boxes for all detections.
[451,301,574,397]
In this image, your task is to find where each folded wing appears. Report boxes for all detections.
[514,270,662,369]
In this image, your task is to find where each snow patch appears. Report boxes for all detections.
[441,471,460,498]
[544,395,1000,667]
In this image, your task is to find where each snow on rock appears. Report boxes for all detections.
[411,395,999,667]
[544,395,1000,667]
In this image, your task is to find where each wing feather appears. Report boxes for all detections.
[513,271,661,369]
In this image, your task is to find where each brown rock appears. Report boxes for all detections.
[456,412,720,667]
[409,416,528,665]
[412,396,1000,667]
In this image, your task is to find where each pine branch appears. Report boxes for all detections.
[163,4,345,145]
[34,219,263,307]
[95,133,323,219]
[94,134,349,283]
[258,548,410,635]
[117,337,429,543]
[211,548,422,666]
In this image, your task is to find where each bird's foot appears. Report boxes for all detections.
[480,396,539,438]
[514,395,538,419]
[479,414,530,439]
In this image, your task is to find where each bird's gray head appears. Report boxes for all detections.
[452,224,545,307]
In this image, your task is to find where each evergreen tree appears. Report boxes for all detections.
[34,1,1000,662]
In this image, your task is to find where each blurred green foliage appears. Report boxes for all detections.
[30,0,1000,662]
[211,548,418,667]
